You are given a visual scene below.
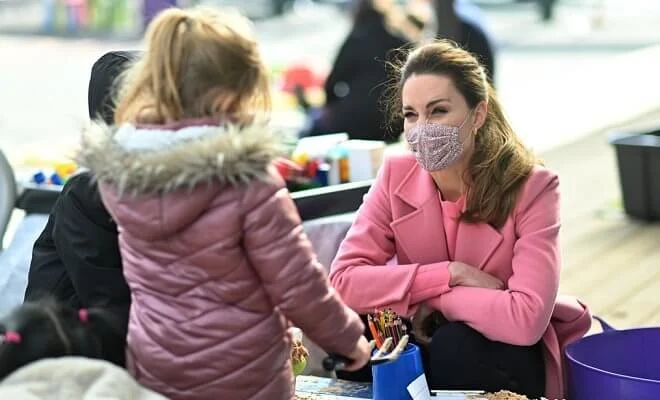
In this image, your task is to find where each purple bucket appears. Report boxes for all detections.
[565,316,660,400]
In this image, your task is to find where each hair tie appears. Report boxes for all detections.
[2,331,21,344]
[78,309,89,324]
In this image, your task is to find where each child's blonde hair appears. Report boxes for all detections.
[114,7,270,124]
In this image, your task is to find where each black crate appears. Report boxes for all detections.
[610,129,660,221]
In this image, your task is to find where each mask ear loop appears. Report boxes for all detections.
[465,110,482,139]
[458,109,475,131]
[456,110,477,147]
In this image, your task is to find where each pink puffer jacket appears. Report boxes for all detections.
[77,120,364,400]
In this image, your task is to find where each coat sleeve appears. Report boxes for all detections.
[330,157,452,317]
[432,171,561,346]
[242,167,363,357]
[51,173,130,316]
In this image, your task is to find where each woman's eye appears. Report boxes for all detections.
[432,108,447,114]
[403,112,416,119]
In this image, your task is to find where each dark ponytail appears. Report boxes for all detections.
[80,307,127,367]
[0,300,126,381]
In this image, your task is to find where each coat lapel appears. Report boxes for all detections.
[390,163,503,268]
[455,220,503,269]
[391,167,449,264]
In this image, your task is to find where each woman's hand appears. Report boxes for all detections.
[448,261,505,290]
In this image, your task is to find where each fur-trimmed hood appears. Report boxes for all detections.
[76,120,285,196]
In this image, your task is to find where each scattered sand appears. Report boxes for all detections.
[482,391,533,400]
[296,390,541,399]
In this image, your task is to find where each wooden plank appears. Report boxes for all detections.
[560,223,660,331]
[545,110,660,330]
[559,224,660,289]
[641,305,660,326]
[595,251,660,328]
[560,218,644,271]
[566,250,660,328]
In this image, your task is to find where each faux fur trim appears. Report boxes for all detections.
[75,122,285,195]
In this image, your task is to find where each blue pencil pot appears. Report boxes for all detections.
[372,343,425,400]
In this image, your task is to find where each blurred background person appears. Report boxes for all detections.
[409,0,496,84]
[299,0,413,143]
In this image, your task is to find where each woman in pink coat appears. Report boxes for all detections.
[330,40,591,399]
[76,7,370,400]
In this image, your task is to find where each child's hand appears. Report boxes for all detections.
[342,336,371,371]
[411,303,434,345]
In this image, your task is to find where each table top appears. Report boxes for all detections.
[295,376,484,399]
[295,376,371,399]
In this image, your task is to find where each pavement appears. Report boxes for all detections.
[480,0,660,51]
[1,0,660,169]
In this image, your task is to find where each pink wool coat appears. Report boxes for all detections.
[330,153,592,400]
[78,121,364,400]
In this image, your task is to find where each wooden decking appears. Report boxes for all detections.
[541,110,660,332]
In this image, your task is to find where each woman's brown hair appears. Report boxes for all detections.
[387,40,540,229]
[114,7,270,125]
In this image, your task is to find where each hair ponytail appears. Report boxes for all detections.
[0,324,23,380]
[0,301,128,381]
[114,6,270,125]
[461,83,538,228]
[146,9,190,121]
[115,8,191,123]
[80,308,127,367]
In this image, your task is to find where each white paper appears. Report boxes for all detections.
[406,374,432,400]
